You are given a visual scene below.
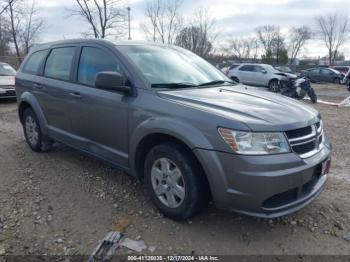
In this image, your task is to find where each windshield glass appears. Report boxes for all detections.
[119,45,230,87]
[0,63,16,76]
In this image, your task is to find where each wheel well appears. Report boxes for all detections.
[268,78,279,85]
[230,76,239,82]
[134,133,210,193]
[18,102,31,124]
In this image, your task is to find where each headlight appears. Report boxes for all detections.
[218,128,290,155]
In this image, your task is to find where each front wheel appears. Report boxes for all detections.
[308,88,318,103]
[333,78,341,84]
[268,80,280,92]
[144,142,209,220]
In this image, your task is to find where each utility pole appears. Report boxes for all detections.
[127,6,131,40]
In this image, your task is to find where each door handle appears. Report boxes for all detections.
[33,83,44,90]
[69,92,82,99]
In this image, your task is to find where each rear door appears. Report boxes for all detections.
[67,45,130,167]
[38,46,78,137]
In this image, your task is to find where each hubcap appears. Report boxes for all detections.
[151,158,186,208]
[25,116,39,146]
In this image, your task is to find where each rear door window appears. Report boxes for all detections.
[239,65,254,72]
[78,47,121,86]
[44,47,76,81]
[22,50,47,75]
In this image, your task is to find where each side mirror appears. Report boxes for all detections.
[261,70,267,74]
[95,72,131,94]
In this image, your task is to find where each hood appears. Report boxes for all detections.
[0,76,15,86]
[158,85,319,132]
[275,72,297,79]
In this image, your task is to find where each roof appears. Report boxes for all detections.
[30,39,172,52]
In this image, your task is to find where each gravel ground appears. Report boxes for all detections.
[0,84,349,257]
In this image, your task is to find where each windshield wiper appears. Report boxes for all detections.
[197,80,236,86]
[151,83,197,89]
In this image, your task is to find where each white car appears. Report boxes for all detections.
[227,63,297,92]
[0,62,16,99]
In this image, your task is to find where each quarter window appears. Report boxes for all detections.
[78,47,120,86]
[44,47,76,81]
[22,50,47,75]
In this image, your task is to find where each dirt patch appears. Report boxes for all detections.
[0,91,349,256]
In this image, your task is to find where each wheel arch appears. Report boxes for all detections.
[132,132,213,200]
[18,92,49,136]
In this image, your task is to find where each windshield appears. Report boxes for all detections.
[119,45,230,87]
[276,66,292,73]
[0,63,16,76]
[329,68,340,74]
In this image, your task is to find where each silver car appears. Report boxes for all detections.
[227,63,297,92]
[0,62,16,99]
[15,40,331,220]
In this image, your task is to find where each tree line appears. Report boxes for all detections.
[0,0,349,67]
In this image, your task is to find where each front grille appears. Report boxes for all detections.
[0,90,16,97]
[0,85,15,90]
[285,121,324,158]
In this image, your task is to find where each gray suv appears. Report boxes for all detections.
[15,40,331,220]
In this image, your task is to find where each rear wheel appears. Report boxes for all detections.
[268,79,280,92]
[144,142,209,220]
[230,77,239,83]
[22,108,51,152]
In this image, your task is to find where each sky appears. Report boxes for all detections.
[36,0,350,59]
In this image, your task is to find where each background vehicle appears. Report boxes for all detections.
[227,63,297,92]
[331,66,350,76]
[280,77,317,103]
[301,67,343,84]
[16,40,331,220]
[223,64,240,75]
[0,62,16,99]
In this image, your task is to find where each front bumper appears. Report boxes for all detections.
[194,140,331,218]
[0,87,16,99]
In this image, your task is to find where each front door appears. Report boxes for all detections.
[68,46,129,167]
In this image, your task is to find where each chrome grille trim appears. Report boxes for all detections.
[285,121,324,158]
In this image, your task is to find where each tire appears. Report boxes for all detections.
[308,88,317,103]
[144,142,209,220]
[268,79,280,92]
[231,77,239,83]
[333,78,341,84]
[22,108,51,152]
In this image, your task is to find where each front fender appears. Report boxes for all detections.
[19,92,49,136]
[129,117,214,176]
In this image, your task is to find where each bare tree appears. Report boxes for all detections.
[71,0,126,39]
[3,0,22,63]
[228,38,253,60]
[142,0,182,44]
[0,15,11,56]
[175,7,217,58]
[20,0,44,54]
[315,14,350,65]
[0,0,10,16]
[175,26,213,58]
[288,26,312,65]
[255,25,279,54]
